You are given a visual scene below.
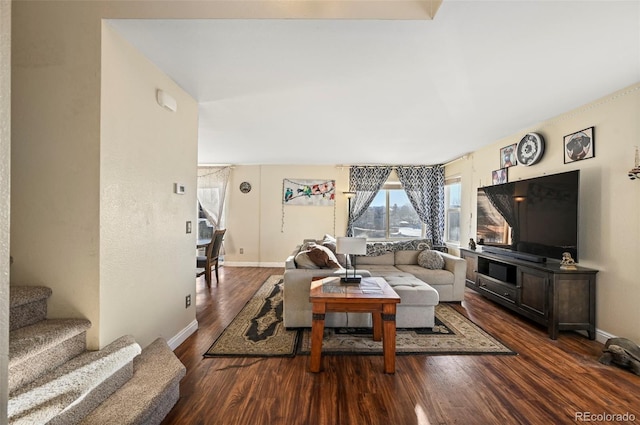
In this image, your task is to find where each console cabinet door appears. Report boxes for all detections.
[518,266,549,318]
[461,250,478,287]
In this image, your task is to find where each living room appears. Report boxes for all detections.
[2,0,640,423]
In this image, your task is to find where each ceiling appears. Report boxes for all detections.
[108,1,640,166]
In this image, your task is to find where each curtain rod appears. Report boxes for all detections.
[336,164,439,169]
[336,155,468,170]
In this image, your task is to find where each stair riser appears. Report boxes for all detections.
[142,383,181,425]
[47,363,134,425]
[9,332,87,394]
[78,338,186,425]
[10,299,47,331]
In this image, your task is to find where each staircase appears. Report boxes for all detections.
[8,286,186,425]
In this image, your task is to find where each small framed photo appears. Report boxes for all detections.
[500,143,518,168]
[492,168,508,185]
[564,127,595,164]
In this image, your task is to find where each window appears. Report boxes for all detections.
[352,183,423,239]
[445,178,461,244]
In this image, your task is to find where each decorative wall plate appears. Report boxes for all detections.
[239,181,252,193]
[516,133,545,166]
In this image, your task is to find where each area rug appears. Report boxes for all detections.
[204,275,515,358]
[205,275,298,357]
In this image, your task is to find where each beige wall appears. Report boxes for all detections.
[225,165,351,265]
[100,24,198,348]
[11,1,103,347]
[10,2,200,349]
[1,0,10,418]
[446,83,640,342]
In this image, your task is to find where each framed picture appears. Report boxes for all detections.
[282,178,335,206]
[564,127,595,163]
[492,168,508,185]
[500,143,518,168]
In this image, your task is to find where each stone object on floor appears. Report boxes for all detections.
[599,337,640,376]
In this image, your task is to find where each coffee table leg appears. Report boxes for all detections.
[310,302,326,373]
[372,312,382,341]
[382,304,397,374]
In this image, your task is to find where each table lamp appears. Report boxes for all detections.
[337,237,367,283]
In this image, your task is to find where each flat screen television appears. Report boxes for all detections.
[476,170,579,263]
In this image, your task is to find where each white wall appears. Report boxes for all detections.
[1,0,11,418]
[447,83,640,342]
[100,24,198,348]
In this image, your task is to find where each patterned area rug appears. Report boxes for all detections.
[205,275,298,357]
[204,275,515,358]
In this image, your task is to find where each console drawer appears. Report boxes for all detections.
[478,275,516,303]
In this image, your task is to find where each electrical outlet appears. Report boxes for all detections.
[185,294,191,308]
[240,248,244,254]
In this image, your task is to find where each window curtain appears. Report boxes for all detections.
[197,166,231,236]
[347,166,393,236]
[482,184,518,249]
[396,165,445,246]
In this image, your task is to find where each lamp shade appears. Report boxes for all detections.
[336,237,367,255]
[343,191,356,199]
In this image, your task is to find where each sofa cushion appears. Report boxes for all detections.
[395,249,421,265]
[396,264,454,285]
[418,249,445,269]
[307,245,343,269]
[384,276,439,306]
[359,264,412,276]
[357,251,395,265]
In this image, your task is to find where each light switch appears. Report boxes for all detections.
[174,183,186,194]
[186,221,192,234]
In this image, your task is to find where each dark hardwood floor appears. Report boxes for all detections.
[162,266,640,425]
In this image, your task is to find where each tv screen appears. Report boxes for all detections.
[477,170,579,262]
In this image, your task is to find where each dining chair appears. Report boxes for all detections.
[197,229,226,286]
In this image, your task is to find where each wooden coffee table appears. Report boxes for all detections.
[309,276,400,374]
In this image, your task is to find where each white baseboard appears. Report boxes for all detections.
[167,319,198,351]
[574,328,615,344]
[595,328,616,344]
[223,261,284,268]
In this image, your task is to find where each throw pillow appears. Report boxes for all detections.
[322,234,337,244]
[321,235,349,268]
[300,241,317,251]
[418,249,445,270]
[294,251,320,269]
[307,245,343,269]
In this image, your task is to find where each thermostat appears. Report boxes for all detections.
[174,183,186,194]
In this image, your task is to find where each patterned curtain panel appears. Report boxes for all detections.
[396,165,445,246]
[197,166,231,233]
[347,166,393,236]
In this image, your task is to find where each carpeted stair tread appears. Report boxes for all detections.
[8,335,142,425]
[10,286,52,308]
[9,319,93,392]
[10,286,52,330]
[9,318,92,367]
[80,338,186,425]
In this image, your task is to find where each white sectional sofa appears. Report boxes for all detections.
[282,237,466,329]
